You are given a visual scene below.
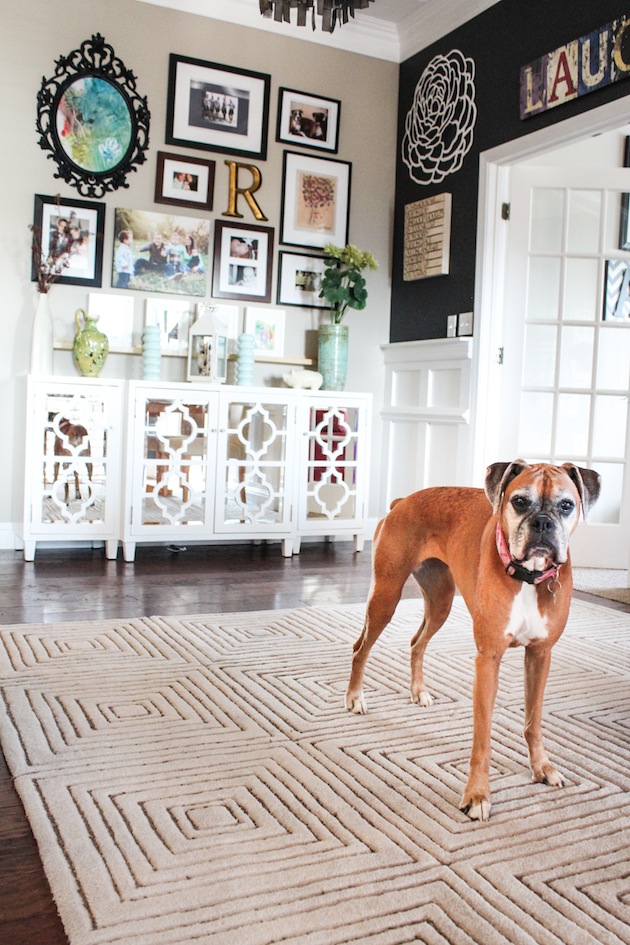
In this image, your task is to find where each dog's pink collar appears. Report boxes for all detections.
[495,523,559,586]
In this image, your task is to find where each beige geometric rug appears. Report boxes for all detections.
[1,599,630,945]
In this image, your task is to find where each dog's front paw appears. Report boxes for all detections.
[411,689,433,707]
[345,691,367,714]
[459,792,492,822]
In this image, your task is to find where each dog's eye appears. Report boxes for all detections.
[511,495,530,511]
[559,499,575,515]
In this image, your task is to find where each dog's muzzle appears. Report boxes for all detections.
[495,523,559,586]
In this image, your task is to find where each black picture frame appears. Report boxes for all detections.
[276,87,341,154]
[280,150,351,250]
[212,220,274,304]
[166,54,271,160]
[154,151,215,211]
[620,136,630,251]
[31,194,105,288]
[35,34,150,198]
[277,250,329,308]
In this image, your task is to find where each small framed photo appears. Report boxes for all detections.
[166,54,271,160]
[276,88,341,153]
[145,298,193,355]
[244,307,285,357]
[277,250,328,308]
[32,194,105,288]
[212,220,274,303]
[154,151,215,211]
[280,151,351,250]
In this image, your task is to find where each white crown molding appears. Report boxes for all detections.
[134,0,401,61]
[398,0,502,62]
[135,0,503,62]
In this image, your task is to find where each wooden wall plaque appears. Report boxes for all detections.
[403,193,452,281]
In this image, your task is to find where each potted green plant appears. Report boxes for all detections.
[317,243,378,390]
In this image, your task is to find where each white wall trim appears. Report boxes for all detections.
[380,337,473,509]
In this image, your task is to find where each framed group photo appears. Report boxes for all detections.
[154,151,215,211]
[212,220,274,303]
[277,250,328,308]
[32,194,105,288]
[166,54,271,160]
[276,87,341,153]
[280,151,351,250]
[112,208,210,297]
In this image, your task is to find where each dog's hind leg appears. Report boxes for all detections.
[345,579,405,715]
[410,559,455,706]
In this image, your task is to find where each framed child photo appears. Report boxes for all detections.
[166,54,271,160]
[280,151,351,250]
[212,220,274,304]
[154,151,215,211]
[276,88,341,153]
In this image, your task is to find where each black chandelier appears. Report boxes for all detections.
[259,0,376,33]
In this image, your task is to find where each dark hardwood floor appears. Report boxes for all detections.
[0,540,627,944]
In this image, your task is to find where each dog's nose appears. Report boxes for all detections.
[532,514,554,534]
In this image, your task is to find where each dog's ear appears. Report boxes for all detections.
[484,460,530,512]
[561,463,601,519]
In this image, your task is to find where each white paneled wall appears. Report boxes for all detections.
[380,339,473,509]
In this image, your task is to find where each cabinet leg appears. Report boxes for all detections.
[123,542,137,562]
[23,541,36,562]
[292,536,301,555]
[106,540,119,560]
[281,538,293,557]
[353,533,365,553]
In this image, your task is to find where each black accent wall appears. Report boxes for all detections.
[392,1,630,342]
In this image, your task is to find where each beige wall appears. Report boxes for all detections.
[1,0,398,543]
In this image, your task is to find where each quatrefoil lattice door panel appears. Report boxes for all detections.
[214,392,294,536]
[127,385,219,536]
[297,392,372,550]
[23,377,125,561]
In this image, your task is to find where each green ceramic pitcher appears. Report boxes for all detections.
[72,309,109,377]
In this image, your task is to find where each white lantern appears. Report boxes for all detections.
[186,305,229,383]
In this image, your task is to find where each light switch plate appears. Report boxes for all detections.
[457,312,473,336]
[447,314,457,337]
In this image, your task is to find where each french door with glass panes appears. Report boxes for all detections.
[500,166,630,568]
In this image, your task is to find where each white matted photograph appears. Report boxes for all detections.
[280,151,351,250]
[277,250,328,308]
[276,87,341,153]
[154,151,215,211]
[244,307,285,357]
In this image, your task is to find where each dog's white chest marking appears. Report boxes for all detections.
[504,584,548,646]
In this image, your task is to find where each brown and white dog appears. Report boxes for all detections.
[345,461,601,821]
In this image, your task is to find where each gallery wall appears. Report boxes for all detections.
[392,0,630,342]
[0,0,398,541]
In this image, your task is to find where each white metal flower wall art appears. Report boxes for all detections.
[402,49,477,186]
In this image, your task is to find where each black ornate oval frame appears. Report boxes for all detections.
[36,34,150,198]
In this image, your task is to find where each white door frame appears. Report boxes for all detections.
[471,95,630,483]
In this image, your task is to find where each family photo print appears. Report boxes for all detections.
[112,208,209,296]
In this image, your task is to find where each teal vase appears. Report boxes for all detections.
[318,323,348,391]
[72,309,109,377]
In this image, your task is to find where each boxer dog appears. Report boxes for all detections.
[345,461,601,821]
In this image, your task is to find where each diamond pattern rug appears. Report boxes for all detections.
[1,599,630,945]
